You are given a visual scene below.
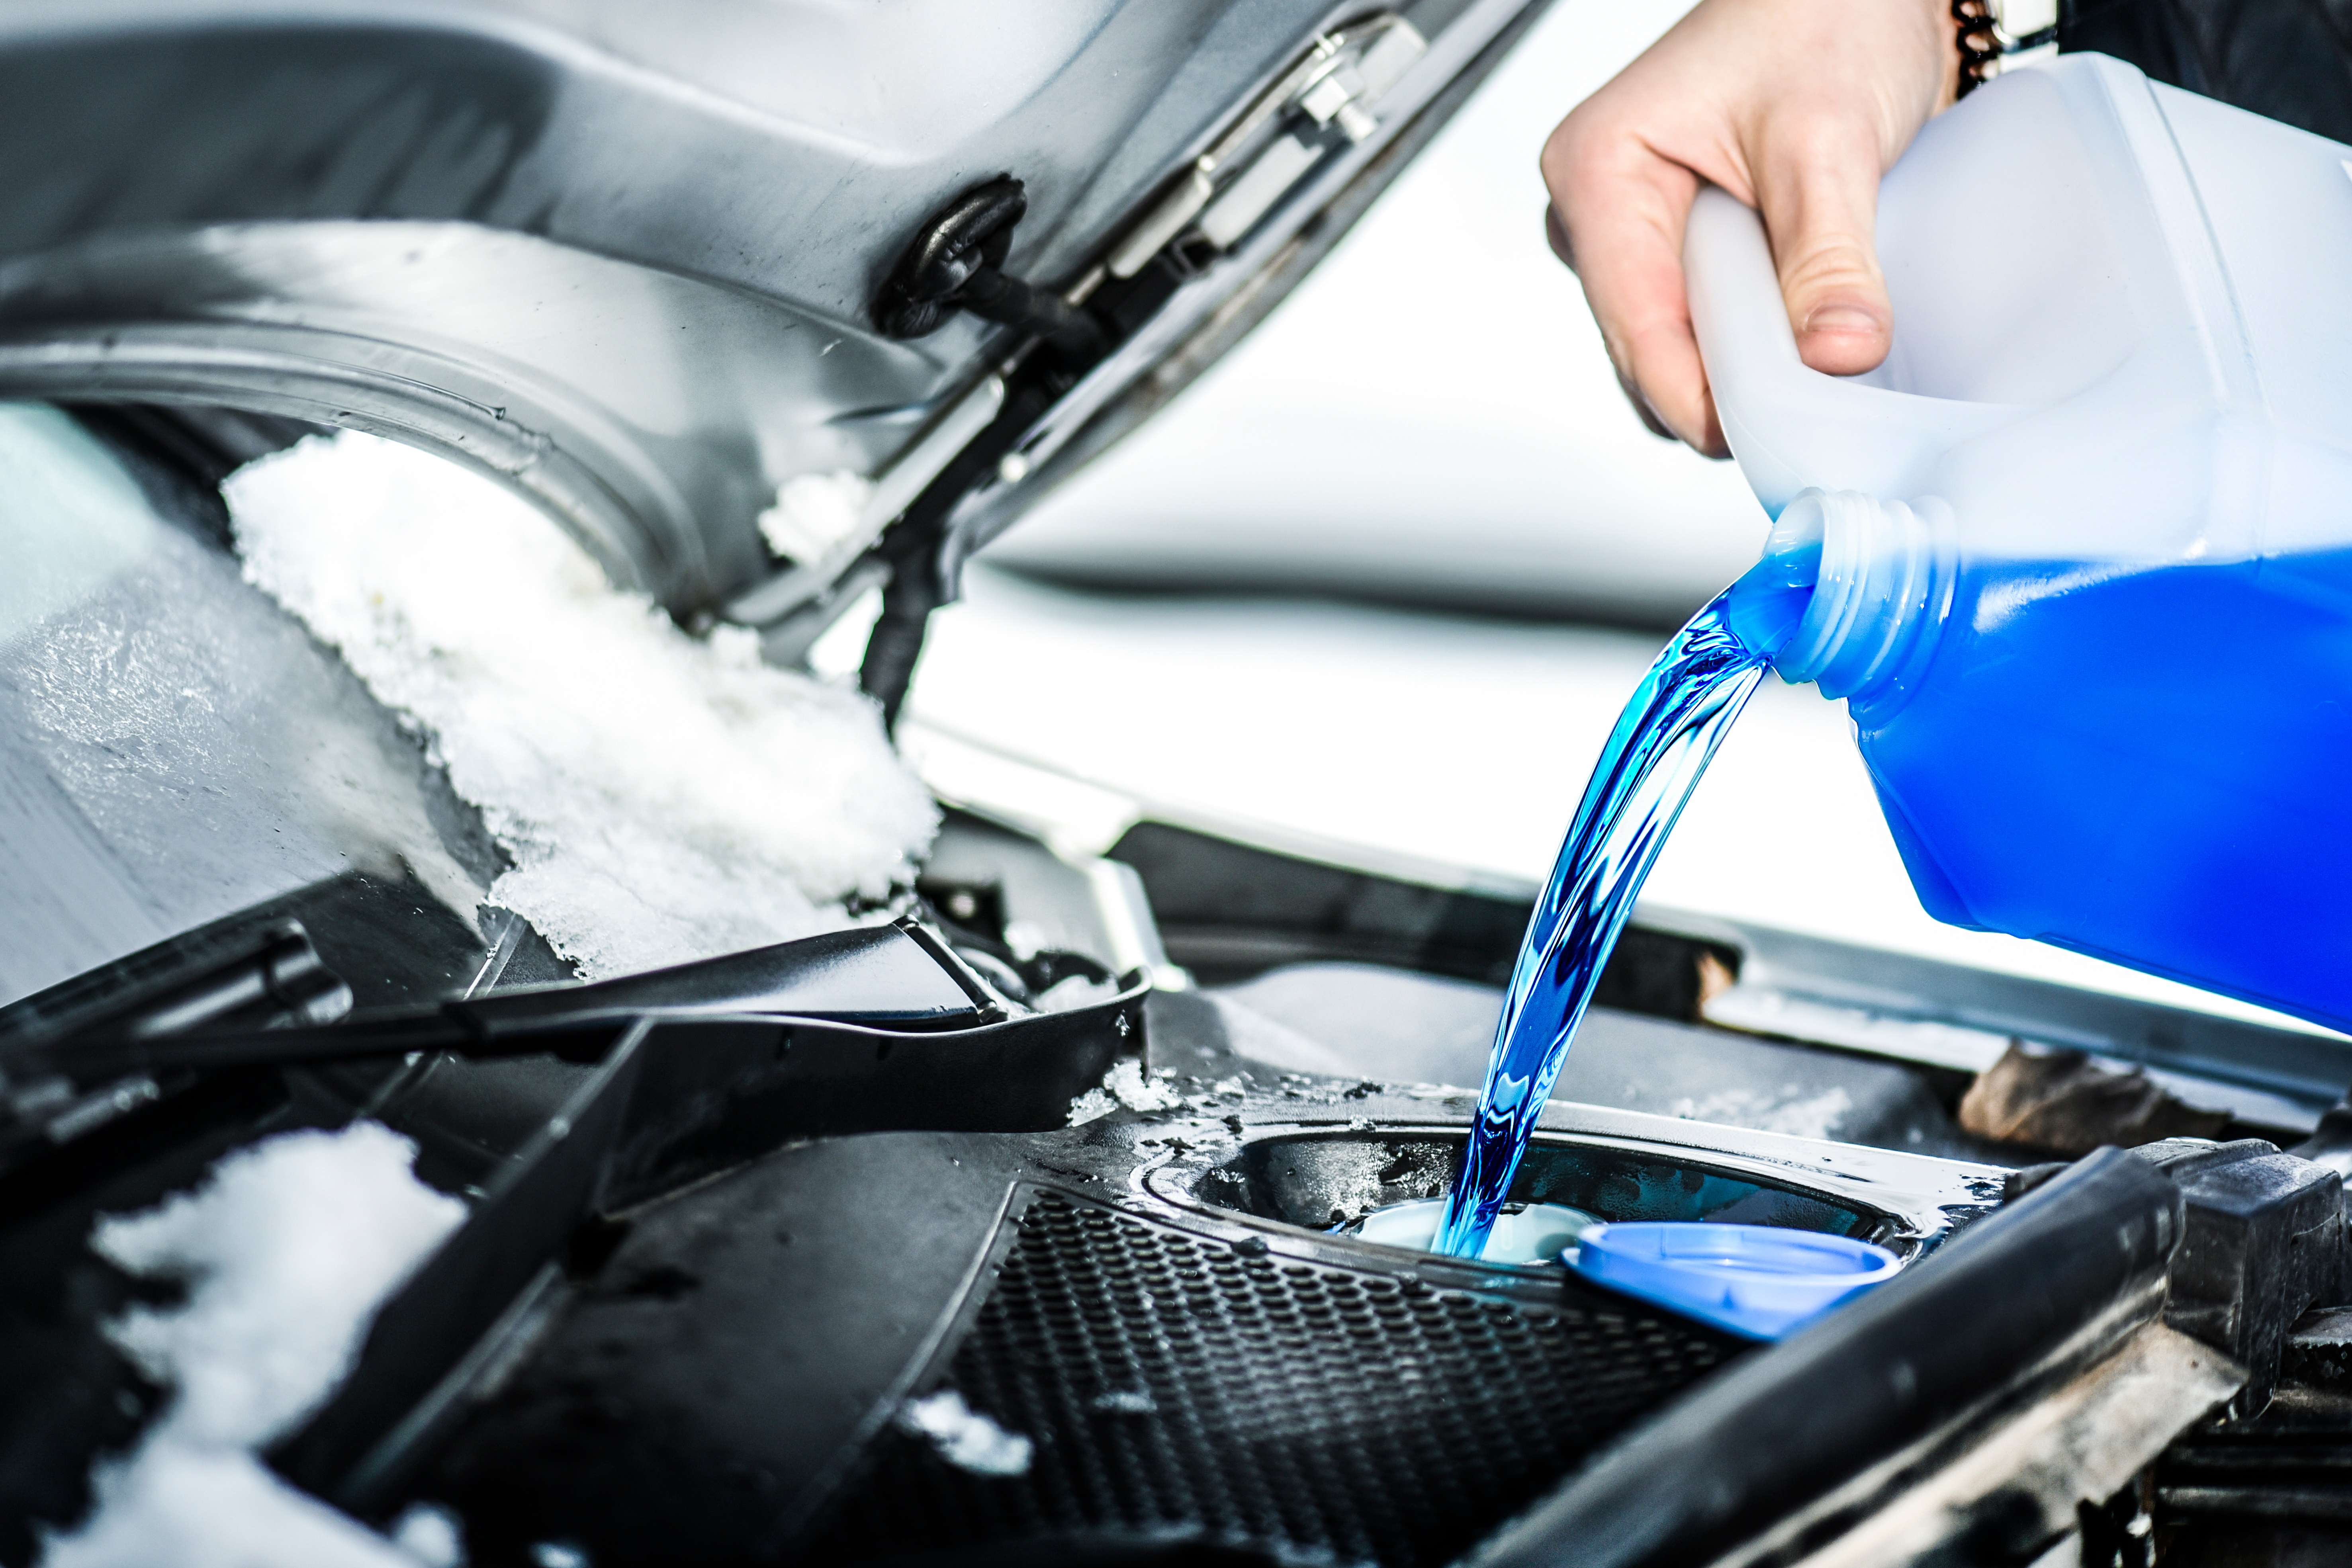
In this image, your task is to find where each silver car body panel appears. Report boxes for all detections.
[0,0,1542,618]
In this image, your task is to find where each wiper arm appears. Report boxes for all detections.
[0,917,1011,1094]
[0,914,1126,1204]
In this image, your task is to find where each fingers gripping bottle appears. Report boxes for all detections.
[1684,54,2352,1032]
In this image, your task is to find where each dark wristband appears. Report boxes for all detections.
[1952,0,2000,98]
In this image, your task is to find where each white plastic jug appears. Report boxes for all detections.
[1683,55,2352,1031]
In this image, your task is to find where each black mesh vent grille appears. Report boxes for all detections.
[804,1191,1743,1566]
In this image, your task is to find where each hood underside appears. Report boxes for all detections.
[0,0,1548,650]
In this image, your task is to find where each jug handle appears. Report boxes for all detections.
[1684,185,2029,515]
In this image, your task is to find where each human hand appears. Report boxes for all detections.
[1541,0,1955,456]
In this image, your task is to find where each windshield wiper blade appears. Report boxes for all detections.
[0,917,350,1056]
[0,918,351,1165]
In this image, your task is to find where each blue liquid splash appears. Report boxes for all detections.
[1432,554,1813,1259]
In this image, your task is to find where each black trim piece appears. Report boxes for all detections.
[272,1021,652,1513]
[1107,818,1737,1014]
[1468,1147,2184,1568]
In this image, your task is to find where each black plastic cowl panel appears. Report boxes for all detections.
[1467,1146,2184,1568]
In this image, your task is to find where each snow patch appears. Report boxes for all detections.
[1066,1058,1178,1126]
[45,1447,430,1568]
[1065,1087,1117,1126]
[45,1124,467,1568]
[897,1391,1032,1476]
[225,434,938,979]
[389,1505,466,1568]
[1035,974,1119,1013]
[757,471,873,567]
[1090,1389,1156,1415]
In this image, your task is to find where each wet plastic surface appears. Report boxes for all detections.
[1191,1129,1880,1244]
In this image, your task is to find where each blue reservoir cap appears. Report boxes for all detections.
[1565,1222,1901,1341]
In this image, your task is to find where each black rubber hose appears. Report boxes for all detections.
[854,376,1064,733]
[858,565,942,732]
[954,266,1105,362]
[872,177,1028,339]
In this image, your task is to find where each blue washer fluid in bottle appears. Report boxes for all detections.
[1680,54,2352,1033]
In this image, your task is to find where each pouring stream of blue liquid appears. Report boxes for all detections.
[1432,543,1819,1259]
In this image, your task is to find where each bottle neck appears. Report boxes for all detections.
[1762,489,1955,705]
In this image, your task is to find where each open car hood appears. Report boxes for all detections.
[0,0,1549,683]
[10,18,2352,1563]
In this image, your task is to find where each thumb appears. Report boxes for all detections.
[1751,114,1894,377]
